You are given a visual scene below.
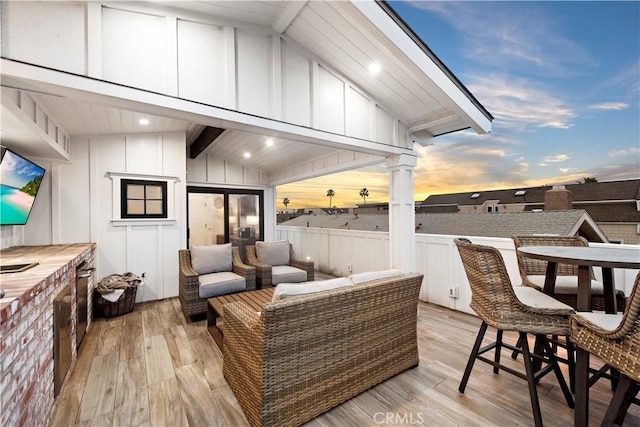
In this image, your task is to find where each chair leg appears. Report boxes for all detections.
[541,337,574,408]
[567,340,575,393]
[512,335,524,359]
[575,347,590,427]
[520,332,544,427]
[613,383,639,426]
[459,321,489,393]
[494,329,503,374]
[602,375,637,427]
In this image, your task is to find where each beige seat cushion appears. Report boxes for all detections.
[191,243,232,275]
[198,271,245,298]
[256,240,290,266]
[574,312,624,332]
[525,275,605,295]
[272,265,307,285]
[272,277,353,301]
[513,287,574,312]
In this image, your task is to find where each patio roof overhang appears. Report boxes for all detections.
[0,0,492,185]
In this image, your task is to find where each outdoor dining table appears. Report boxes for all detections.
[517,245,640,427]
[516,245,640,314]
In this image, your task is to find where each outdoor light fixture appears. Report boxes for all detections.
[139,118,150,125]
[368,62,381,74]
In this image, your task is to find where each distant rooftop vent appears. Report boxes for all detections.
[515,190,526,196]
[470,193,480,199]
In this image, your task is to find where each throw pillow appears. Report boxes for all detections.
[256,240,290,266]
[349,269,403,285]
[190,243,233,275]
[272,277,353,301]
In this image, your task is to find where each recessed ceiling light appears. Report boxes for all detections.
[368,63,381,75]
[243,152,251,159]
[139,118,150,125]
[265,138,274,147]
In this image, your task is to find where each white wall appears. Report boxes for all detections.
[277,226,640,316]
[18,132,187,303]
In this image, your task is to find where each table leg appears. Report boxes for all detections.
[575,347,590,427]
[576,266,591,312]
[542,262,558,294]
[602,267,617,314]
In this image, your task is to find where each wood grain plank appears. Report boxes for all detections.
[51,383,83,426]
[120,310,144,361]
[212,384,251,427]
[165,325,196,368]
[96,318,123,355]
[142,308,164,338]
[191,337,225,389]
[157,298,185,329]
[144,335,175,385]
[113,356,149,427]
[175,363,226,426]
[148,377,188,427]
[77,352,119,422]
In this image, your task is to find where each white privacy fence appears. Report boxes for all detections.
[277,225,640,316]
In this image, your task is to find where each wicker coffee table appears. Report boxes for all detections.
[207,287,274,351]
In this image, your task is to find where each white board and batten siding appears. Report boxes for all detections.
[2,1,410,153]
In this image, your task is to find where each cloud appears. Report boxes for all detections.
[407,1,596,78]
[589,102,629,111]
[541,154,570,163]
[609,147,640,157]
[466,74,576,131]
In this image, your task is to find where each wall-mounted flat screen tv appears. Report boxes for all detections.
[0,146,46,225]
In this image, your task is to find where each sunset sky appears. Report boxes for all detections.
[277,1,639,210]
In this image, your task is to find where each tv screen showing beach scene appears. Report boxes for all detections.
[0,147,46,225]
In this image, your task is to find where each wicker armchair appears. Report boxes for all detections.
[513,235,625,312]
[455,238,575,427]
[178,246,255,318]
[571,272,640,427]
[246,242,314,288]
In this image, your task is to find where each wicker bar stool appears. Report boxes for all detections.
[512,235,626,312]
[454,238,575,427]
[571,272,640,427]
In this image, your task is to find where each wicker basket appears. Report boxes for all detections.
[94,286,138,318]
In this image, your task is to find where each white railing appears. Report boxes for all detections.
[277,225,640,316]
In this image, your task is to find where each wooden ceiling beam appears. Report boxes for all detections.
[189,126,225,159]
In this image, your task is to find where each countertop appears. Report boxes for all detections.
[0,243,95,323]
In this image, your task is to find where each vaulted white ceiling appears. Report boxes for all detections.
[1,1,491,180]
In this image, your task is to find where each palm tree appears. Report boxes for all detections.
[283,197,290,211]
[359,187,369,204]
[326,189,335,207]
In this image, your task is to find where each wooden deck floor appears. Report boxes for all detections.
[52,297,640,427]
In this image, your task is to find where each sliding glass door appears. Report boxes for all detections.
[187,187,264,260]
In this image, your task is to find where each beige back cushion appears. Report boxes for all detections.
[190,243,233,275]
[256,240,290,266]
[272,277,353,301]
[349,269,403,285]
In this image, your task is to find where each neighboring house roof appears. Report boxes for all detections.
[414,210,607,242]
[419,179,640,224]
[279,210,608,242]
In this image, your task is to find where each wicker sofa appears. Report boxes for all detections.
[223,272,424,427]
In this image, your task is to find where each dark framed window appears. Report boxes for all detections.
[121,179,167,218]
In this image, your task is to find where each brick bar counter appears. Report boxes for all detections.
[0,243,96,426]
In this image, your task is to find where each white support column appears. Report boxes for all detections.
[387,153,417,273]
[264,186,276,241]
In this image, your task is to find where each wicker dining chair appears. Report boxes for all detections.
[571,272,640,427]
[512,235,626,312]
[455,238,575,427]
